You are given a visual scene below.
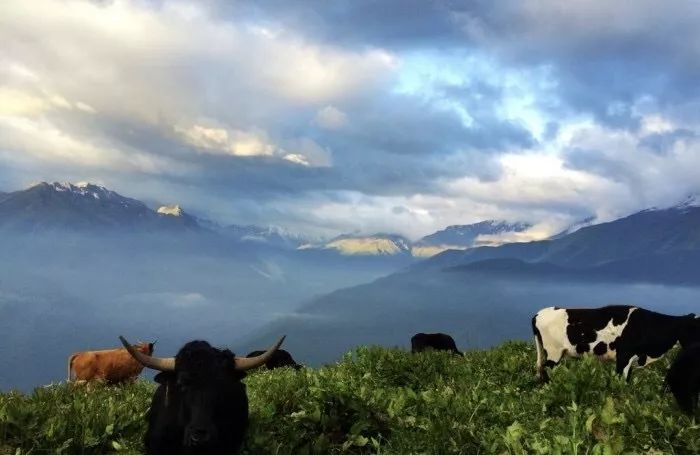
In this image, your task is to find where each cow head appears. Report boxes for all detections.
[133,341,155,356]
[120,335,284,450]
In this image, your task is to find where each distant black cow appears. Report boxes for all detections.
[120,335,284,454]
[245,349,301,370]
[411,332,461,355]
[665,343,700,415]
[532,305,700,382]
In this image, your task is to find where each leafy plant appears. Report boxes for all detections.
[1,342,697,454]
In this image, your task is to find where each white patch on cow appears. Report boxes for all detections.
[623,354,639,379]
[534,306,638,372]
[589,308,637,361]
[535,307,573,365]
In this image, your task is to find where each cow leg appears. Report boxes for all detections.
[617,353,638,382]
[673,387,695,415]
[534,336,546,381]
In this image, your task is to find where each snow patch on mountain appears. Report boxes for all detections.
[671,194,700,211]
[157,205,184,217]
[412,221,532,256]
[43,181,139,206]
[549,216,597,240]
[300,234,412,256]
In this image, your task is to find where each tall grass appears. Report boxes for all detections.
[1,342,697,454]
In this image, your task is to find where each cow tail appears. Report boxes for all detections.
[67,354,77,381]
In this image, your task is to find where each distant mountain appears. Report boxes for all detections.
[297,222,532,258]
[549,216,597,240]
[299,233,412,256]
[222,224,309,249]
[244,198,700,365]
[420,199,700,271]
[412,221,531,257]
[0,182,207,232]
[155,204,201,228]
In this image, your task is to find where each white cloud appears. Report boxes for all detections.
[175,124,332,167]
[175,124,276,157]
[0,115,191,175]
[284,137,332,167]
[0,0,396,125]
[314,105,348,130]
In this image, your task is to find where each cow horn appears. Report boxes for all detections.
[119,336,175,371]
[233,335,285,371]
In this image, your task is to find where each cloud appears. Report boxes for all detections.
[175,125,277,157]
[314,106,348,130]
[2,0,700,239]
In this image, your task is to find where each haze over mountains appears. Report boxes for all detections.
[0,182,411,390]
[298,222,533,258]
[3,181,700,389]
[244,195,700,364]
[0,182,535,256]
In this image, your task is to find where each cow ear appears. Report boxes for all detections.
[154,372,174,385]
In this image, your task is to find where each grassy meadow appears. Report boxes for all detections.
[1,341,698,454]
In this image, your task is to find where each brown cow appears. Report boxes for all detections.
[68,341,155,384]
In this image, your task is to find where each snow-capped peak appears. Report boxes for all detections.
[157,205,184,217]
[46,181,113,200]
[31,181,140,208]
[300,233,412,256]
[672,194,700,210]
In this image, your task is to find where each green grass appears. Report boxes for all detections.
[1,341,698,454]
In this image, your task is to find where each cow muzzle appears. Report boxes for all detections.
[184,425,215,447]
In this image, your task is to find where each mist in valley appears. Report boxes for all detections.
[243,269,700,367]
[0,230,406,391]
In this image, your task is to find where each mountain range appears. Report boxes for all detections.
[418,197,700,271]
[4,180,700,380]
[0,182,533,257]
[241,193,700,363]
[298,222,532,258]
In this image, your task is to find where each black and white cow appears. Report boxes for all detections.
[532,305,700,382]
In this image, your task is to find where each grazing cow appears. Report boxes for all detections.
[68,341,155,384]
[245,349,301,370]
[532,305,700,382]
[665,343,700,415]
[120,335,284,454]
[411,332,461,355]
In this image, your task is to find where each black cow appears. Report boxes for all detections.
[245,349,301,370]
[665,343,700,415]
[411,332,461,355]
[120,335,284,454]
[532,305,700,382]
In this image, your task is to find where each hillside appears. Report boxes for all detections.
[420,202,700,270]
[1,342,697,454]
[0,182,197,231]
[413,221,531,256]
[299,234,413,256]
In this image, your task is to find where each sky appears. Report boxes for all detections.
[2,0,700,240]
